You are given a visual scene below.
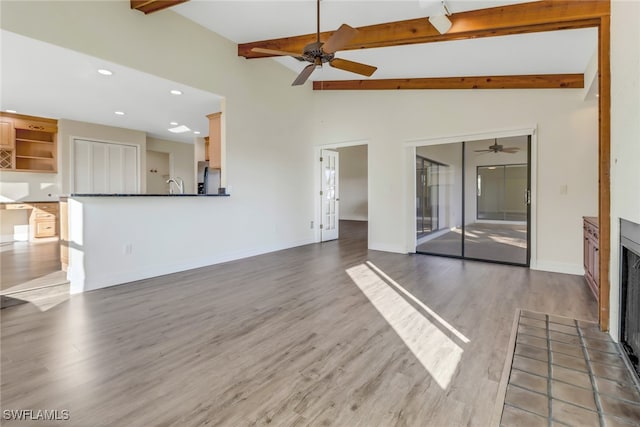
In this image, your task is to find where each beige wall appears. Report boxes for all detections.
[146,137,196,194]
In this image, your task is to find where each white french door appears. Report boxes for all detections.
[320,149,339,241]
[73,139,138,194]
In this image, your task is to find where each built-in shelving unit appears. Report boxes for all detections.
[0,112,58,173]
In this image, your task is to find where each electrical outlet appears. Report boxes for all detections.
[310,220,314,229]
[124,243,132,255]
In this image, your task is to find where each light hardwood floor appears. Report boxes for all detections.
[1,240,64,292]
[0,221,597,426]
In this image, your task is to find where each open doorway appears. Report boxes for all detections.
[316,142,369,245]
[335,145,368,242]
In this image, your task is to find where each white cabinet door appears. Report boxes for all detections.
[73,139,138,194]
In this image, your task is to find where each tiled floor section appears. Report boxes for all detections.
[500,310,640,427]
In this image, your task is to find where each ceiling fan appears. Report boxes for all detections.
[474,139,521,154]
[251,0,377,86]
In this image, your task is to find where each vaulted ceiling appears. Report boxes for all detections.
[170,0,604,90]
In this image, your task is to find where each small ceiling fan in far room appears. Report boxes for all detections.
[474,139,521,154]
[251,0,377,86]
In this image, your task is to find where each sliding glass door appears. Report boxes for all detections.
[416,136,531,266]
[416,156,439,237]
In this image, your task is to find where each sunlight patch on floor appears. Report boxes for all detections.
[346,262,464,389]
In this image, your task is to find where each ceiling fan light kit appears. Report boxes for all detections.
[428,14,452,35]
[474,139,521,154]
[251,0,377,86]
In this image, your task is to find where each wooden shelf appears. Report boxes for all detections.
[15,138,54,144]
[15,155,54,160]
[0,112,57,173]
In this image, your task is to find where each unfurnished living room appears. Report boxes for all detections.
[1,1,639,426]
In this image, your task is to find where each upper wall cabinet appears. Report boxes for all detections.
[0,112,58,173]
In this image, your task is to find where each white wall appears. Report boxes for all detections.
[336,145,367,221]
[1,1,316,290]
[146,137,196,194]
[67,196,310,293]
[609,0,640,337]
[0,171,60,202]
[0,1,604,290]
[312,89,599,274]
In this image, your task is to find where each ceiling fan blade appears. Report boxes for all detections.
[251,47,304,61]
[292,63,316,86]
[502,149,520,153]
[474,149,492,153]
[502,147,520,151]
[322,24,358,54]
[329,58,377,77]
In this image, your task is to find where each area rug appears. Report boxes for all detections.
[492,309,640,427]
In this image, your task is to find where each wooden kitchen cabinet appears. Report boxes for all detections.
[0,202,59,239]
[0,117,16,170]
[0,112,57,173]
[207,112,221,169]
[30,202,59,238]
[583,216,599,302]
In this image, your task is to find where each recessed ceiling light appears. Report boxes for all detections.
[6,109,17,113]
[115,111,125,116]
[168,125,191,133]
[170,90,183,95]
[193,131,201,135]
[170,121,178,126]
[98,69,113,76]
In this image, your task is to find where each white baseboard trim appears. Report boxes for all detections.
[531,260,584,276]
[369,242,407,254]
[339,216,368,221]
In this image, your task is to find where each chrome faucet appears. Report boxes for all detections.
[166,177,184,194]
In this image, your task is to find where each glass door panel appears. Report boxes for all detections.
[415,143,463,257]
[465,138,529,265]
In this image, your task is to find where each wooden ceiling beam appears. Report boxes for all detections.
[238,0,609,58]
[311,74,584,91]
[131,0,189,15]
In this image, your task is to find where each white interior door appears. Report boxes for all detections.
[321,149,339,241]
[73,139,138,194]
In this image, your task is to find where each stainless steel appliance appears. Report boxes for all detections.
[197,161,221,194]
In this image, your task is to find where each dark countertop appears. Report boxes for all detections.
[1,200,59,206]
[69,193,230,197]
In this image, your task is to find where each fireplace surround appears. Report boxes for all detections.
[620,218,640,383]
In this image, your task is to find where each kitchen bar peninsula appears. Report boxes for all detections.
[63,193,284,295]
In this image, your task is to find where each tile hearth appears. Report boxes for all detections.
[500,310,640,427]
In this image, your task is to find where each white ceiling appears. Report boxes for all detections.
[174,0,598,82]
[0,30,222,144]
[1,1,598,144]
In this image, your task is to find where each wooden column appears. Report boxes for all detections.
[598,16,611,332]
[207,112,222,170]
